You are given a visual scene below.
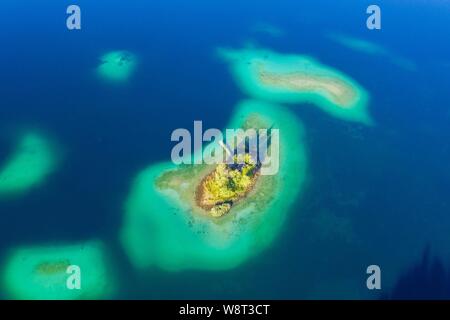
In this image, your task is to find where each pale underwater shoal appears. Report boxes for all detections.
[96,50,138,83]
[120,100,308,272]
[0,130,60,199]
[327,32,417,72]
[1,240,115,300]
[217,46,374,125]
[327,32,389,56]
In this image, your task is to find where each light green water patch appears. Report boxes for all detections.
[328,33,416,72]
[0,132,59,198]
[218,46,373,125]
[2,240,115,300]
[121,100,308,271]
[96,50,138,83]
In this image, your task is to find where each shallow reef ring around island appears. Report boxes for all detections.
[1,240,115,300]
[0,131,59,199]
[218,47,373,125]
[96,50,138,83]
[120,100,308,271]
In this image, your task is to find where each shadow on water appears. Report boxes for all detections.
[383,246,450,300]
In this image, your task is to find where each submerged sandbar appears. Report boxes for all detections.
[96,50,138,83]
[327,32,416,72]
[1,240,114,300]
[218,46,373,125]
[0,131,59,198]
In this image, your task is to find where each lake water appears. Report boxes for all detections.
[0,0,449,299]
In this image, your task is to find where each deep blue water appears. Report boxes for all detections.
[0,0,449,299]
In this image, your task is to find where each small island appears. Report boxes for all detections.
[196,153,260,217]
[120,100,308,271]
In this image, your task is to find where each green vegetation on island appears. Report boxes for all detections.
[197,153,259,217]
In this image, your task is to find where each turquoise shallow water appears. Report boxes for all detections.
[0,0,449,299]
